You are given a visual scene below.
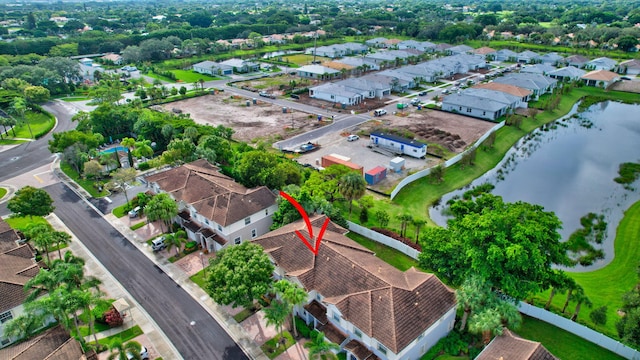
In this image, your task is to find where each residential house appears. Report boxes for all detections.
[375,71,417,92]
[253,216,456,360]
[471,46,497,59]
[581,69,619,88]
[547,66,587,82]
[0,219,51,348]
[538,52,564,66]
[218,58,260,73]
[397,40,436,52]
[145,159,277,252]
[101,53,123,65]
[340,76,392,99]
[0,325,91,360]
[492,73,557,98]
[442,88,523,121]
[309,83,366,106]
[365,37,388,48]
[516,50,541,64]
[400,64,441,83]
[365,50,413,67]
[369,132,427,158]
[192,60,233,76]
[494,49,518,62]
[446,44,473,55]
[618,59,640,75]
[333,57,380,72]
[519,64,556,75]
[586,57,617,71]
[564,54,590,68]
[297,65,341,80]
[476,329,558,360]
[78,58,103,83]
[474,82,533,103]
[384,38,402,48]
[321,61,356,75]
[434,43,453,52]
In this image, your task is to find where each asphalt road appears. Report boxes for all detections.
[0,101,76,183]
[47,183,247,360]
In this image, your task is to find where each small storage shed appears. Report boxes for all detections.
[390,157,405,173]
[321,155,364,175]
[365,166,387,185]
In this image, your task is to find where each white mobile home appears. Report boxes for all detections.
[369,132,427,158]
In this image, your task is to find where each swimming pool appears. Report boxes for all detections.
[100,146,129,155]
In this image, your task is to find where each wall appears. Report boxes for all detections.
[390,121,505,200]
[518,302,640,359]
[347,221,420,259]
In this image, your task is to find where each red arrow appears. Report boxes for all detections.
[279,191,330,256]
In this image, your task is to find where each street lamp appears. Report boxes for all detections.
[199,251,207,276]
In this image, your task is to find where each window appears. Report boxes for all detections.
[467,108,472,113]
[331,95,335,99]
[377,343,388,355]
[333,313,340,322]
[217,225,222,231]
[265,209,269,216]
[316,294,321,301]
[205,219,209,225]
[459,106,462,111]
[244,217,251,225]
[251,229,257,238]
[0,311,13,324]
[234,237,241,245]
[483,111,486,116]
[1,338,10,346]
[354,328,362,338]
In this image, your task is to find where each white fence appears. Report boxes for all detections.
[390,121,506,200]
[347,221,420,259]
[519,302,640,359]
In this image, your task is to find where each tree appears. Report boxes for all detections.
[590,305,608,326]
[413,218,426,243]
[206,242,274,308]
[273,279,307,337]
[617,36,639,52]
[396,213,413,238]
[108,168,137,207]
[9,97,33,139]
[8,186,55,219]
[264,299,289,340]
[84,160,103,179]
[338,172,366,217]
[23,85,50,104]
[375,209,390,228]
[570,287,592,321]
[50,231,71,259]
[179,86,187,96]
[305,330,340,360]
[164,230,187,256]
[429,165,445,183]
[108,340,143,360]
[419,192,572,300]
[144,193,178,233]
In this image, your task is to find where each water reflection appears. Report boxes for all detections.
[430,102,640,272]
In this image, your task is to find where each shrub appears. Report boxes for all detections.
[103,307,123,328]
[359,206,369,223]
[590,305,608,326]
[185,241,197,249]
[295,316,312,338]
[137,162,150,171]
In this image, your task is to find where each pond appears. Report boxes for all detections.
[430,101,640,271]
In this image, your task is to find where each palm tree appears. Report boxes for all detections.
[338,172,366,217]
[305,330,340,360]
[32,231,54,264]
[144,193,178,232]
[51,231,72,259]
[456,275,490,331]
[10,97,33,139]
[108,340,143,360]
[468,308,503,345]
[273,279,307,337]
[561,282,580,314]
[570,287,592,321]
[164,230,187,256]
[545,271,572,310]
[396,214,413,238]
[264,300,290,346]
[413,218,426,243]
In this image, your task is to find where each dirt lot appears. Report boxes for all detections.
[162,94,326,142]
[357,108,497,154]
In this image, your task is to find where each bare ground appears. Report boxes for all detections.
[356,108,496,153]
[161,94,326,143]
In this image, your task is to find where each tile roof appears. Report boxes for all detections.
[0,218,22,252]
[548,66,586,78]
[565,54,590,64]
[344,339,380,360]
[0,325,86,360]
[253,216,456,353]
[472,46,496,55]
[493,73,557,91]
[581,69,619,81]
[476,329,558,360]
[474,82,532,98]
[620,59,640,69]
[145,159,276,227]
[0,244,39,312]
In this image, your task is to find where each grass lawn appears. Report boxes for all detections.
[0,187,7,199]
[516,315,624,360]
[112,203,132,218]
[60,162,109,198]
[345,232,420,271]
[189,269,207,290]
[170,70,217,83]
[0,139,27,145]
[532,200,640,338]
[145,71,176,83]
[12,111,55,139]
[130,222,146,231]
[96,325,143,346]
[77,322,111,337]
[261,331,295,359]
[60,96,91,102]
[5,216,48,231]
[233,307,256,323]
[281,54,331,66]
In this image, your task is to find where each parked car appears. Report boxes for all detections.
[259,91,275,99]
[442,88,450,94]
[374,109,387,116]
[410,98,421,106]
[128,206,141,218]
[620,76,631,81]
[151,236,166,252]
[127,345,149,360]
[347,134,360,142]
[418,91,427,96]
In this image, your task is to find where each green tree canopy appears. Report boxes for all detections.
[206,242,274,308]
[8,186,55,218]
[419,191,572,300]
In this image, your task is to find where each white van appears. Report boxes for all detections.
[128,206,141,218]
[151,236,166,252]
[374,109,387,116]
